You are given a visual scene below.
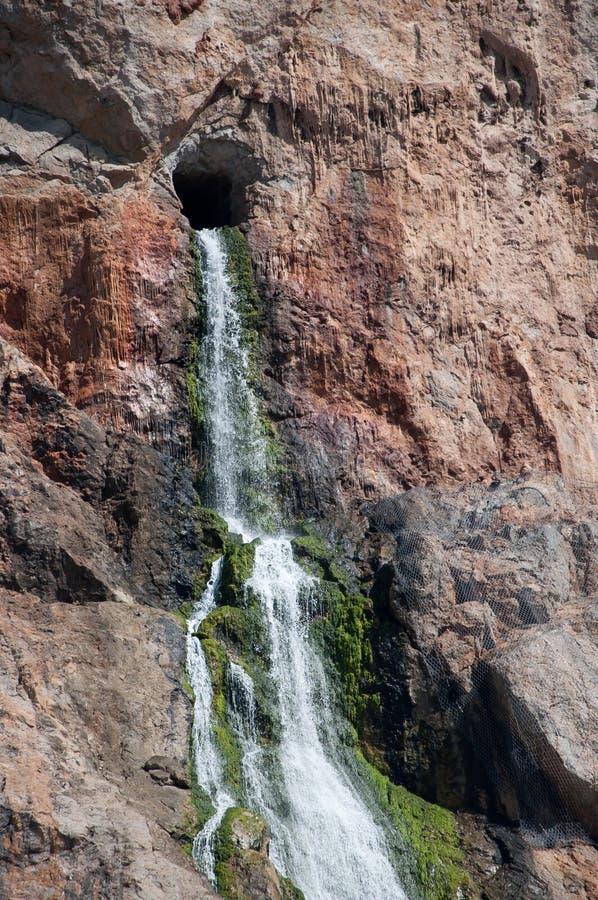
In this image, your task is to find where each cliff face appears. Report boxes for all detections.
[0,0,595,897]
[360,474,597,898]
[1,0,595,505]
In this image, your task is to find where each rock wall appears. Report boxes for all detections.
[363,476,597,838]
[0,0,595,897]
[0,341,218,897]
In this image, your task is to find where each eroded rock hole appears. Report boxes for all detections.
[173,171,238,229]
[171,138,263,229]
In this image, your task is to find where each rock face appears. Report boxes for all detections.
[0,0,595,897]
[363,475,597,895]
[0,342,217,896]
[214,808,303,900]
[0,0,595,510]
[0,340,203,609]
[0,590,216,900]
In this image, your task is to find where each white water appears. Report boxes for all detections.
[247,539,407,899]
[226,661,268,812]
[186,558,234,883]
[198,228,268,537]
[188,228,407,899]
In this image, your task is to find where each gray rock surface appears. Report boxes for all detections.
[364,476,598,848]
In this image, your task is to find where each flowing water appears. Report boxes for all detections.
[186,227,407,899]
[185,557,234,882]
[197,227,268,537]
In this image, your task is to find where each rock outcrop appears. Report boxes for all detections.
[0,342,217,896]
[362,475,597,896]
[0,0,595,897]
[214,808,304,900]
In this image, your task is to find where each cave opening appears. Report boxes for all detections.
[171,138,263,229]
[173,170,239,229]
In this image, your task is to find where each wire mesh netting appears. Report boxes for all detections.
[365,471,597,847]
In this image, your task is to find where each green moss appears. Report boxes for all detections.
[181,670,194,700]
[294,527,377,729]
[199,636,244,794]
[169,798,206,858]
[198,590,276,793]
[214,807,260,898]
[198,605,261,659]
[199,602,278,745]
[191,783,215,828]
[214,806,242,865]
[356,751,473,900]
[190,228,206,326]
[196,505,228,550]
[291,531,331,577]
[186,354,204,431]
[220,227,260,353]
[187,230,207,447]
[190,503,229,598]
[280,875,306,900]
[213,722,244,795]
[314,584,378,727]
[220,540,258,607]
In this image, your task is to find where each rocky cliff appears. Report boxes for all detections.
[0,0,595,898]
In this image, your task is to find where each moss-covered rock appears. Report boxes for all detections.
[186,348,204,433]
[167,797,207,859]
[187,231,207,448]
[199,600,278,746]
[220,227,260,352]
[294,527,378,730]
[220,539,258,607]
[196,504,228,548]
[215,806,305,900]
[186,505,229,609]
[291,530,330,579]
[176,504,228,619]
[199,636,244,794]
[356,752,474,900]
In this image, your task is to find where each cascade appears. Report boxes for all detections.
[186,558,234,882]
[186,228,407,899]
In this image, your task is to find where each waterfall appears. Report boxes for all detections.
[185,558,234,883]
[247,539,407,899]
[198,227,268,537]
[227,661,268,813]
[187,228,407,899]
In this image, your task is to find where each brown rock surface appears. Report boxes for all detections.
[362,475,597,892]
[0,0,594,509]
[0,590,216,899]
[0,342,217,896]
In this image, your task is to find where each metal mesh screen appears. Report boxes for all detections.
[365,472,597,847]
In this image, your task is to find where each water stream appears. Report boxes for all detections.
[186,228,407,899]
[186,557,233,883]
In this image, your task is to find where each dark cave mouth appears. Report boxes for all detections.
[171,138,263,229]
[173,170,241,229]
